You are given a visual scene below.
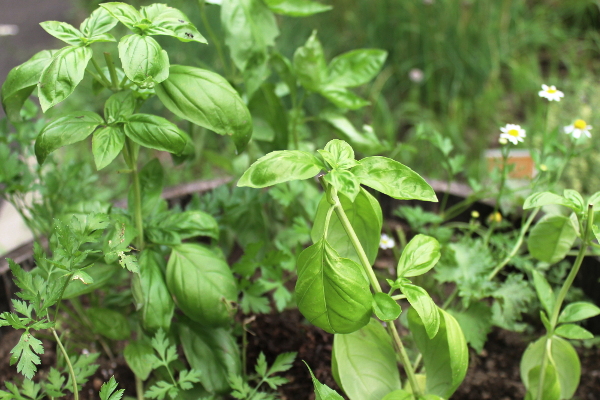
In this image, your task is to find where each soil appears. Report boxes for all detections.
[3,306,600,399]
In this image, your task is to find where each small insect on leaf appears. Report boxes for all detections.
[184,32,194,39]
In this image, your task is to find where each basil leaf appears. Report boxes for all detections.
[320,86,370,110]
[327,49,387,88]
[372,292,401,322]
[352,156,437,201]
[124,114,188,154]
[221,0,279,71]
[293,30,327,92]
[178,318,241,393]
[295,238,371,334]
[520,336,580,399]
[100,2,142,30]
[525,363,561,400]
[132,249,174,332]
[1,50,56,122]
[80,6,118,37]
[88,307,131,340]
[306,363,345,400]
[159,210,219,240]
[323,169,360,202]
[320,111,385,155]
[555,324,594,340]
[166,244,237,327]
[264,0,332,17]
[527,215,577,264]
[40,21,84,46]
[118,34,169,85]
[142,4,207,44]
[558,301,600,323]
[124,339,154,380]
[401,283,440,339]
[248,83,289,150]
[523,191,574,210]
[92,126,125,170]
[35,111,104,164]
[104,90,136,123]
[311,188,382,266]
[155,65,253,152]
[381,390,414,400]
[270,52,297,100]
[408,307,468,398]
[397,234,440,278]
[323,139,356,167]
[531,270,555,317]
[332,319,402,400]
[38,46,93,111]
[238,150,322,188]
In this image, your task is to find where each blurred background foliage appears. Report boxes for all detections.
[12,0,600,194]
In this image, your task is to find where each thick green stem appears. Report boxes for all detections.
[123,138,145,250]
[51,328,79,400]
[320,179,422,396]
[103,52,120,91]
[535,204,593,400]
[91,57,113,89]
[136,376,145,400]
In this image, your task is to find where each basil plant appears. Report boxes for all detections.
[1,2,253,398]
[239,139,469,400]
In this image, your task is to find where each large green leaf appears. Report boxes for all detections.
[80,6,118,38]
[40,21,84,46]
[132,249,174,332]
[238,150,323,188]
[527,215,577,264]
[166,244,237,327]
[178,318,241,393]
[142,4,207,44]
[100,2,142,30]
[1,50,57,121]
[124,114,188,154]
[158,210,219,240]
[320,86,370,110]
[88,307,131,340]
[401,283,439,339]
[38,46,93,111]
[327,49,387,88]
[311,188,382,266]
[520,335,581,399]
[332,318,402,400]
[92,126,125,170]
[155,65,253,152]
[295,238,372,334]
[397,234,440,278]
[124,339,154,380]
[558,301,600,323]
[104,90,136,123]
[118,34,169,85]
[352,157,437,201]
[264,0,332,16]
[408,307,468,398]
[35,111,104,164]
[523,192,574,211]
[221,0,279,71]
[293,30,327,92]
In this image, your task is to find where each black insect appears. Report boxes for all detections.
[178,19,185,23]
[184,32,194,39]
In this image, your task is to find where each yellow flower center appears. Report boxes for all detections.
[547,88,557,94]
[508,129,520,137]
[574,119,587,130]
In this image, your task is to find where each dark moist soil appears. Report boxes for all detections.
[3,293,600,399]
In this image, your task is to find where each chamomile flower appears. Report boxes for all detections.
[538,84,564,102]
[564,119,592,139]
[499,124,526,145]
[379,233,395,250]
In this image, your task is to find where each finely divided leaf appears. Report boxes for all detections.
[11,332,44,380]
